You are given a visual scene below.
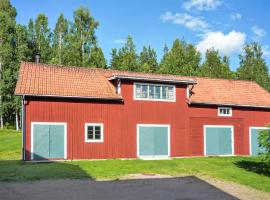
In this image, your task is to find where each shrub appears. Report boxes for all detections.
[258,124,270,171]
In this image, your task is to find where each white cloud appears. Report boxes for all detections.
[183,0,222,11]
[113,39,125,44]
[251,26,266,40]
[160,12,210,32]
[230,13,242,21]
[196,30,246,54]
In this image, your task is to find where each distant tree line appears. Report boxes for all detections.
[0,0,269,130]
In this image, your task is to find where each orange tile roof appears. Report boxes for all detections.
[189,77,270,108]
[15,62,270,108]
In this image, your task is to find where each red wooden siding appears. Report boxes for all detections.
[24,80,270,160]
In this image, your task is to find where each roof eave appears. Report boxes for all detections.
[108,75,197,84]
[15,93,123,101]
[189,101,270,109]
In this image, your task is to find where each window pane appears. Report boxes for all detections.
[155,86,161,99]
[149,85,154,99]
[168,86,174,100]
[142,85,148,98]
[95,131,101,139]
[87,126,94,139]
[162,86,167,99]
[135,84,142,98]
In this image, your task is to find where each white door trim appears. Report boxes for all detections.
[31,122,67,160]
[137,124,170,159]
[204,125,234,156]
[249,126,269,156]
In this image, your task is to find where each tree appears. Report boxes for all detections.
[139,45,158,72]
[0,0,17,129]
[258,124,270,172]
[237,43,270,91]
[200,48,233,79]
[110,35,138,71]
[159,39,201,76]
[88,45,107,68]
[51,13,69,65]
[34,14,51,62]
[66,6,98,67]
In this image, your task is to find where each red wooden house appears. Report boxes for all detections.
[15,62,270,161]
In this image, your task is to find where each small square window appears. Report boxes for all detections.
[85,123,104,142]
[218,107,232,117]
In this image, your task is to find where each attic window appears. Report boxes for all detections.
[218,107,232,117]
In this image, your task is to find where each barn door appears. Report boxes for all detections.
[204,126,233,155]
[32,123,66,160]
[138,125,169,159]
[250,127,268,156]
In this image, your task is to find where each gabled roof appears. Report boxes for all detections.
[189,77,270,108]
[15,62,270,108]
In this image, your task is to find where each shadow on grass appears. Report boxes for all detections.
[234,160,270,177]
[0,160,91,182]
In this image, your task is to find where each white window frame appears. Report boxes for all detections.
[218,107,232,117]
[85,123,104,143]
[203,125,234,156]
[31,122,67,160]
[133,82,176,102]
[249,126,269,155]
[136,124,171,160]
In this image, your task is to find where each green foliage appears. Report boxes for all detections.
[237,43,270,91]
[138,45,158,72]
[200,48,234,79]
[89,45,107,68]
[160,39,201,76]
[110,35,139,71]
[258,124,270,171]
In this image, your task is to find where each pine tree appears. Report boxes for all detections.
[34,14,51,62]
[159,39,201,76]
[89,45,107,68]
[237,43,270,91]
[51,13,69,65]
[110,35,138,71]
[139,45,158,72]
[200,48,233,79]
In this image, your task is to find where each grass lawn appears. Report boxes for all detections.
[0,129,270,193]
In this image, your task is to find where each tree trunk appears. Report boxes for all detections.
[0,62,3,129]
[15,111,19,131]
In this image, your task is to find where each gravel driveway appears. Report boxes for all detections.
[0,176,238,200]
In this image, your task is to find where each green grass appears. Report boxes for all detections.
[0,129,270,193]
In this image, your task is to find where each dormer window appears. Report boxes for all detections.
[134,83,175,102]
[218,107,232,117]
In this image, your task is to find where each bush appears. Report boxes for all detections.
[258,124,270,171]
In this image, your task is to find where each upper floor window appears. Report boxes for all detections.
[218,107,232,117]
[134,83,175,102]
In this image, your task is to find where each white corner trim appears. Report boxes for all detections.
[133,82,176,102]
[31,122,67,160]
[249,126,269,155]
[85,123,104,143]
[136,124,170,159]
[203,125,234,156]
[218,107,232,117]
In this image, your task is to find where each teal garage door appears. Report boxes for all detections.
[32,123,66,160]
[138,125,169,158]
[250,128,268,156]
[204,126,233,155]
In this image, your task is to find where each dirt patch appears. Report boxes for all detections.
[121,173,270,200]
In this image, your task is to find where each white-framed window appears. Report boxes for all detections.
[134,82,175,102]
[218,107,232,117]
[85,123,104,142]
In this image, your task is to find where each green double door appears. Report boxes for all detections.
[32,123,66,160]
[138,125,169,158]
[250,128,267,156]
[205,126,233,155]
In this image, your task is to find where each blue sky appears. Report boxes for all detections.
[11,0,270,71]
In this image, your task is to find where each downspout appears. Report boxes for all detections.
[22,95,26,161]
